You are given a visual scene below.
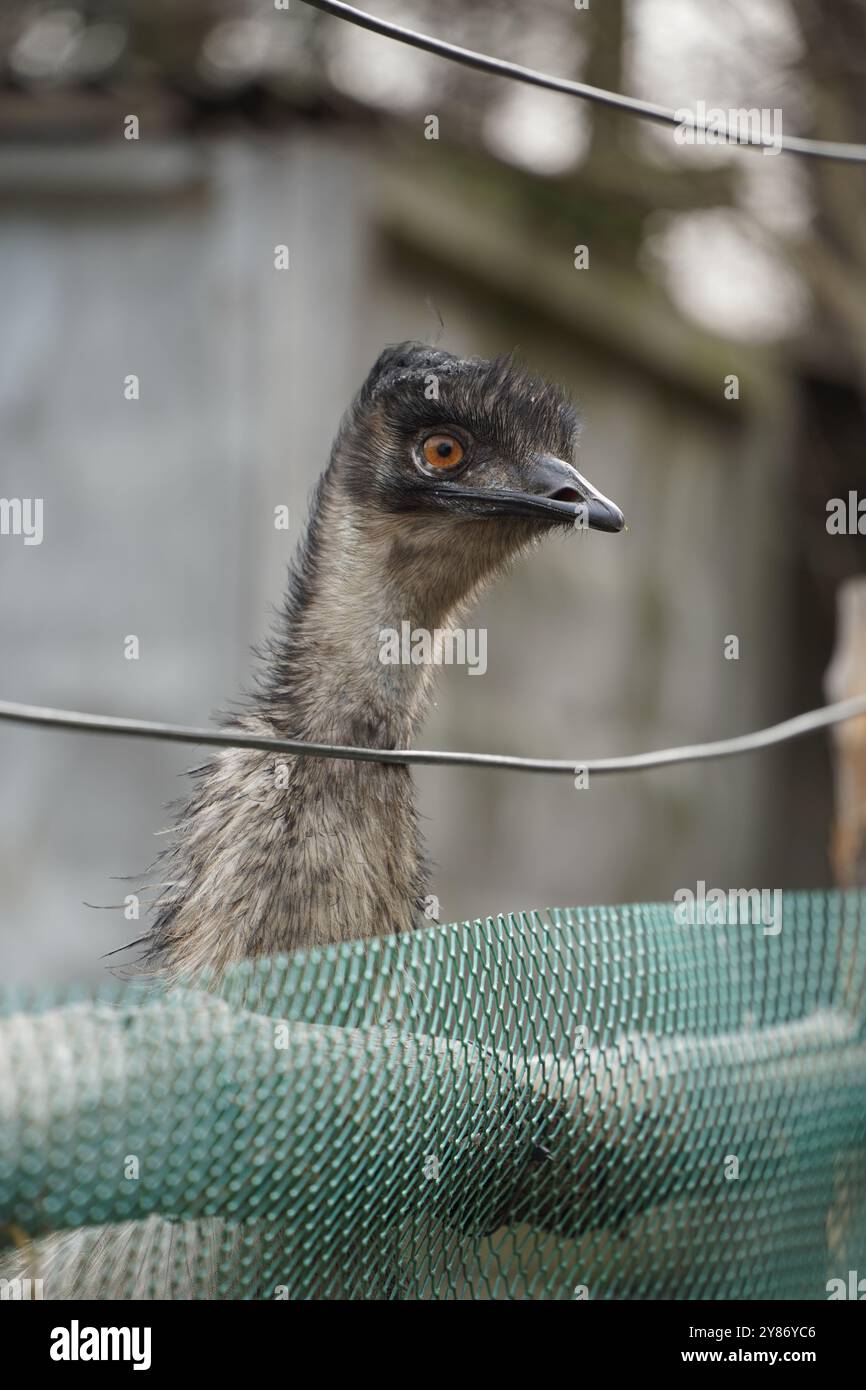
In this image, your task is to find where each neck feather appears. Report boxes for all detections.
[145,474,504,981]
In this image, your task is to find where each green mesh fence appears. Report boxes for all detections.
[2,891,866,1300]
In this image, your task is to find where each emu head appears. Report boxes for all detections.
[329,343,623,609]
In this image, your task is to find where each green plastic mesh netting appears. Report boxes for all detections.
[2,891,866,1300]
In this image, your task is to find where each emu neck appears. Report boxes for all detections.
[264,496,479,748]
[150,486,488,981]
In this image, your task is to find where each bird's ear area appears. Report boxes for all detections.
[348,398,400,464]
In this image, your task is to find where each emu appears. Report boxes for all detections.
[6,343,623,1297]
[142,342,622,983]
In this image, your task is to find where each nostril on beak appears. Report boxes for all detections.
[528,454,623,532]
[547,485,581,504]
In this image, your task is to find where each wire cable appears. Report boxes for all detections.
[298,0,866,165]
[1,694,865,779]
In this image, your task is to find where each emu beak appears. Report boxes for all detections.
[524,453,624,533]
[427,454,624,532]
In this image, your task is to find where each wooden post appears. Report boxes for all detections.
[825,577,866,886]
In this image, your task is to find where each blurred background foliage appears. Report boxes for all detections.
[1,0,866,986]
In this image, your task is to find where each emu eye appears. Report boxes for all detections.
[421,433,464,470]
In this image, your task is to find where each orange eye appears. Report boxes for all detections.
[421,434,464,469]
